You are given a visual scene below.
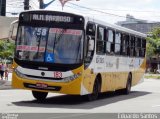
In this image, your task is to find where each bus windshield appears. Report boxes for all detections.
[15,26,83,64]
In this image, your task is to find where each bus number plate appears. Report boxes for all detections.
[36,83,48,89]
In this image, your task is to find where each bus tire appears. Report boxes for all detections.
[87,78,100,101]
[123,74,132,95]
[32,91,48,102]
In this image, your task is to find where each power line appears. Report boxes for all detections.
[67,2,128,17]
[67,2,160,22]
[72,6,160,13]
[66,4,160,19]
[97,8,160,13]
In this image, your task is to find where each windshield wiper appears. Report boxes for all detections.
[76,35,83,62]
[53,28,67,52]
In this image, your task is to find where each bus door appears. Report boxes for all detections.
[84,22,96,91]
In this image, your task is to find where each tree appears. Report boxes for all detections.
[146,27,160,72]
[0,40,15,62]
[146,27,160,57]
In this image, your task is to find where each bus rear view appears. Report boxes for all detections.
[12,11,85,101]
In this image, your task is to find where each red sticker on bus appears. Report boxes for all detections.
[16,45,45,52]
[54,72,62,78]
[50,28,82,35]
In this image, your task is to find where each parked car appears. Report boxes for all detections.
[156,69,160,74]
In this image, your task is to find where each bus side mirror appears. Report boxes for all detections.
[88,36,94,51]
[8,20,18,43]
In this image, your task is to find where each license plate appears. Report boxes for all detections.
[36,83,48,88]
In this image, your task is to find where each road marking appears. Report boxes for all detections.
[152,105,160,107]
[47,113,91,119]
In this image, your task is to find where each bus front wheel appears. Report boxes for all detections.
[32,91,48,102]
[87,78,100,101]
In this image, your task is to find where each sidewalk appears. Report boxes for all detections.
[0,73,12,90]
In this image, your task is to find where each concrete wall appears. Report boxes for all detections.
[0,16,17,39]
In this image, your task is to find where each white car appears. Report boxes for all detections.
[156,69,160,74]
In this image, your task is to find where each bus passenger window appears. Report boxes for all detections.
[121,34,126,55]
[141,38,146,57]
[142,38,146,48]
[129,36,135,57]
[106,29,114,55]
[125,35,130,56]
[96,26,105,54]
[135,37,142,57]
[115,32,121,55]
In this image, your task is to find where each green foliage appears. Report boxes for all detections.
[0,39,15,61]
[144,74,160,79]
[147,27,160,57]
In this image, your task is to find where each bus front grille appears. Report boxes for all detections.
[25,74,63,80]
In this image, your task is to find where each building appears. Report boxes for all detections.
[116,14,160,34]
[0,0,6,16]
[117,14,160,73]
[0,16,17,39]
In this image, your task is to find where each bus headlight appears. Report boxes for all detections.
[63,72,82,82]
[14,68,25,78]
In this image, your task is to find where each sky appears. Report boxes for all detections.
[6,0,160,24]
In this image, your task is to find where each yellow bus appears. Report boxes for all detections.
[10,10,147,101]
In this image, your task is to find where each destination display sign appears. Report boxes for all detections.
[19,12,84,24]
[32,14,73,23]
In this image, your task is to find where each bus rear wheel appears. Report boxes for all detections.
[32,91,48,102]
[123,74,132,95]
[87,78,100,101]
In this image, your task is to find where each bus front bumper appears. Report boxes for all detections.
[12,72,82,95]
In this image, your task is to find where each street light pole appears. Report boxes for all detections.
[24,0,30,10]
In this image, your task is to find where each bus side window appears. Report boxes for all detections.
[135,37,141,57]
[86,23,96,36]
[121,33,126,56]
[96,26,105,54]
[142,38,146,49]
[106,29,114,55]
[141,38,146,57]
[135,37,139,57]
[125,34,130,56]
[129,35,135,57]
[115,31,121,55]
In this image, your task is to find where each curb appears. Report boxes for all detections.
[0,80,12,90]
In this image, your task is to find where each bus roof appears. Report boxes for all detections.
[20,10,147,38]
[85,16,147,38]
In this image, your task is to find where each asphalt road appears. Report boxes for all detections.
[0,79,160,118]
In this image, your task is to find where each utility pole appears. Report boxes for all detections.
[24,0,30,10]
[0,0,6,16]
[39,0,44,9]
